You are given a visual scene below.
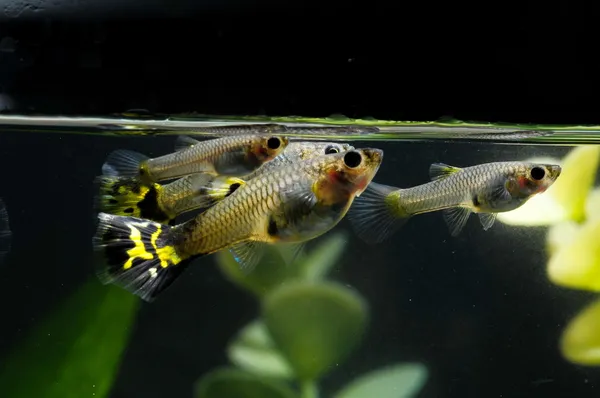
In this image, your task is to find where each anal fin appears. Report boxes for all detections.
[229,240,268,274]
[276,242,306,266]
[477,212,497,231]
[442,206,472,237]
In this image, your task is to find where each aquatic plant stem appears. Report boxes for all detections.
[300,380,319,398]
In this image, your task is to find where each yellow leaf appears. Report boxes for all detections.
[547,218,600,291]
[560,297,600,366]
[585,188,600,223]
[551,145,600,222]
[546,221,581,257]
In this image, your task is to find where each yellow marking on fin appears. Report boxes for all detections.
[208,177,247,201]
[149,226,181,268]
[121,220,183,270]
[124,224,153,269]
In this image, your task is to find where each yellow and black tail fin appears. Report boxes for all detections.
[93,212,190,301]
[94,176,172,224]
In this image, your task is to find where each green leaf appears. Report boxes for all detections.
[0,278,140,398]
[550,145,600,223]
[227,320,295,379]
[334,363,428,398]
[217,246,291,297]
[195,368,298,398]
[560,297,600,366]
[263,281,368,381]
[297,232,348,281]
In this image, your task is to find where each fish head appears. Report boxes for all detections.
[314,148,384,204]
[288,141,355,161]
[252,135,290,162]
[505,163,562,198]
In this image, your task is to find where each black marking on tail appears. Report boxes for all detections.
[137,185,170,222]
[93,213,190,302]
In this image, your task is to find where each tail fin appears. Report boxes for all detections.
[347,181,410,244]
[94,175,171,224]
[101,149,149,178]
[0,198,11,264]
[93,213,190,301]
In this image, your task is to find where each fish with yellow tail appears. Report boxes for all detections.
[348,161,562,242]
[101,129,289,183]
[93,148,383,302]
[95,141,354,224]
[94,173,245,224]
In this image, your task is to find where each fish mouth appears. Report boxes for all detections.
[353,148,384,196]
[548,164,562,179]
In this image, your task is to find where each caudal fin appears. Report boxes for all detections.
[93,213,190,301]
[0,198,11,264]
[347,181,410,244]
[101,149,149,178]
[94,175,171,223]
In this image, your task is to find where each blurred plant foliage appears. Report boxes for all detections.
[196,231,428,398]
[497,145,600,366]
[0,278,140,398]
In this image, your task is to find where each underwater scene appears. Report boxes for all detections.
[0,116,599,398]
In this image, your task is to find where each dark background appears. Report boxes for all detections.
[0,1,599,398]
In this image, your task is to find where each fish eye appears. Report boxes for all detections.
[267,137,281,150]
[343,150,362,168]
[325,145,339,154]
[530,166,546,181]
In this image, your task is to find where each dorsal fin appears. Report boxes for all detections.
[429,163,462,181]
[174,136,201,152]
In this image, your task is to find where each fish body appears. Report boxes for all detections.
[93,148,383,301]
[349,161,562,242]
[95,141,354,224]
[101,130,289,183]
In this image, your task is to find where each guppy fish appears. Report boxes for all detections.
[348,161,561,242]
[93,148,383,301]
[101,129,289,183]
[95,141,354,224]
[0,198,10,264]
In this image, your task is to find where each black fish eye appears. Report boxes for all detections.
[343,151,362,168]
[325,145,339,154]
[530,166,546,180]
[267,137,281,149]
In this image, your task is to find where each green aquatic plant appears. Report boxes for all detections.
[195,231,429,398]
[497,145,600,366]
[0,278,140,398]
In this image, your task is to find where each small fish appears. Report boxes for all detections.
[243,140,355,179]
[94,173,245,224]
[348,161,562,242]
[0,198,11,263]
[101,130,289,183]
[93,148,383,301]
[95,140,353,224]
